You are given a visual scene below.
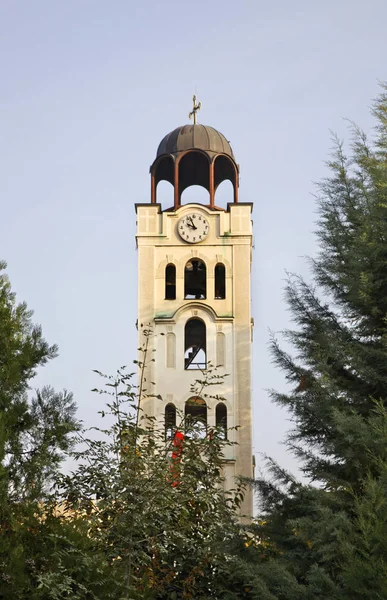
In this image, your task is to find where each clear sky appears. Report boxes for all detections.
[1,0,387,478]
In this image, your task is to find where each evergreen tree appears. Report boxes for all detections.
[252,85,387,597]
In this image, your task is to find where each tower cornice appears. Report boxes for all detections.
[154,302,234,324]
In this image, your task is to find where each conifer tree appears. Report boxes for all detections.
[252,86,387,597]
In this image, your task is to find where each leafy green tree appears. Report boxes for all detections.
[28,326,297,600]
[0,261,80,599]
[251,86,387,597]
[51,327,249,599]
[0,266,283,600]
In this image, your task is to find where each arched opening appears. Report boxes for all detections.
[156,180,174,212]
[180,185,209,205]
[165,403,176,440]
[153,155,175,206]
[166,332,176,368]
[215,403,227,439]
[184,318,206,370]
[214,180,234,210]
[185,397,207,437]
[154,155,174,184]
[216,332,225,367]
[214,154,237,206]
[214,263,226,299]
[178,151,210,199]
[184,259,206,299]
[165,264,176,300]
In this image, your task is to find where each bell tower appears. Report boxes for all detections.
[136,112,253,516]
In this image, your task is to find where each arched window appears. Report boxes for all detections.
[216,332,225,367]
[214,154,238,205]
[185,397,207,437]
[184,259,206,299]
[214,180,234,210]
[166,333,176,368]
[165,403,176,440]
[165,264,176,300]
[156,180,174,212]
[214,263,226,299]
[181,185,209,205]
[178,151,210,199]
[184,318,206,370]
[215,403,227,439]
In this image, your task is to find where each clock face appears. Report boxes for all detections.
[178,212,210,243]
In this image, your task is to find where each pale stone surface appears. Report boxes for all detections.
[216,332,225,367]
[136,203,253,517]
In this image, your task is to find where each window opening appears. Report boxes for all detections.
[181,185,209,205]
[165,264,176,300]
[215,403,227,439]
[214,263,226,299]
[184,318,206,370]
[185,397,207,437]
[214,179,234,210]
[165,404,176,440]
[184,259,206,299]
[178,152,210,200]
[156,179,174,211]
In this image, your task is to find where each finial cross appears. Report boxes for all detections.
[189,94,201,124]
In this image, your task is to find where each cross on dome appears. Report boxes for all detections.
[188,95,201,124]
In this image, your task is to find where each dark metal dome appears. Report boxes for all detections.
[156,124,234,159]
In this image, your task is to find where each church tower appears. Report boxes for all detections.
[136,106,253,516]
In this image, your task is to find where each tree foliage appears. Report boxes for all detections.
[4,85,387,598]
[252,85,387,597]
[49,329,251,599]
[0,261,80,599]
[0,271,270,599]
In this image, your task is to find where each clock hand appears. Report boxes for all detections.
[188,216,197,230]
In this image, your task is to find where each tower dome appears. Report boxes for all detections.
[156,124,234,160]
[150,124,239,209]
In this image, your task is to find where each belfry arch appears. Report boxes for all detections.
[185,397,207,436]
[165,264,176,299]
[184,258,206,299]
[165,403,176,439]
[215,402,227,439]
[214,263,226,299]
[214,179,234,209]
[181,185,209,205]
[184,318,206,370]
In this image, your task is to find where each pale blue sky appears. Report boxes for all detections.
[1,0,386,478]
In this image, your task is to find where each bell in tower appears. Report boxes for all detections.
[136,99,253,517]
